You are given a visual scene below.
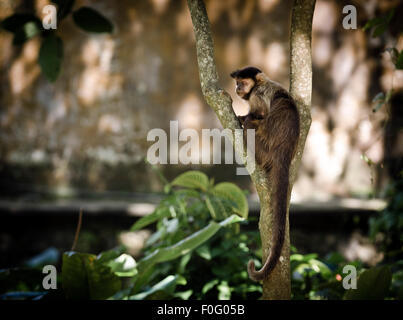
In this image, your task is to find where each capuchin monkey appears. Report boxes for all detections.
[230,66,300,281]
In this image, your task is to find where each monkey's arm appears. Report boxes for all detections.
[243,113,264,130]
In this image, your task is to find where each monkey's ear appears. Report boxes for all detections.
[230,70,239,78]
[255,73,265,83]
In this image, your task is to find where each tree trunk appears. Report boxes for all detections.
[186,0,315,300]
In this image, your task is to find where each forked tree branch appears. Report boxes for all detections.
[186,0,268,187]
[187,0,315,300]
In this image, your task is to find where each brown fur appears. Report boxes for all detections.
[231,67,300,281]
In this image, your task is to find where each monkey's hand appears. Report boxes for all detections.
[244,113,262,129]
[238,115,248,127]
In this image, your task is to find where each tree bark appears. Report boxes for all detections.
[186,0,315,300]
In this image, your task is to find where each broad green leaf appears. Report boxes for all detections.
[174,290,193,300]
[38,34,63,82]
[308,258,332,277]
[129,275,185,300]
[178,253,192,274]
[290,253,305,261]
[106,254,137,277]
[202,279,219,294]
[363,10,394,37]
[213,182,248,218]
[373,24,387,37]
[344,266,392,300]
[62,252,121,300]
[96,245,125,264]
[173,188,201,199]
[72,7,113,33]
[205,194,233,220]
[204,195,217,219]
[170,170,210,191]
[196,245,212,260]
[135,215,243,277]
[131,207,170,231]
[62,252,91,299]
[363,16,383,31]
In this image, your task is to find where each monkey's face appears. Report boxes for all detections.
[234,78,255,100]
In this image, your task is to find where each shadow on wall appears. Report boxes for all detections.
[0,0,402,200]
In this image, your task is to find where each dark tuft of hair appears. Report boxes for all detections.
[230,66,262,79]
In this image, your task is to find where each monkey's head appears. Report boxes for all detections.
[230,66,262,100]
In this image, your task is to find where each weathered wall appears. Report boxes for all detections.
[0,0,402,200]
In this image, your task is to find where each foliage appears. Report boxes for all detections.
[126,170,255,299]
[290,249,403,300]
[369,173,403,257]
[363,9,394,38]
[0,170,253,300]
[363,8,402,113]
[0,0,113,82]
[1,170,402,300]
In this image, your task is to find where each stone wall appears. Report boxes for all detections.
[0,0,402,200]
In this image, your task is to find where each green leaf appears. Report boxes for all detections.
[170,170,210,191]
[202,279,219,294]
[344,266,392,300]
[131,207,170,231]
[129,275,185,300]
[363,10,394,37]
[72,7,113,33]
[204,195,218,219]
[96,246,125,264]
[212,182,249,218]
[363,17,383,31]
[308,258,332,277]
[62,252,121,300]
[217,281,231,300]
[38,34,63,82]
[135,215,243,278]
[372,24,387,37]
[196,245,212,260]
[106,254,137,277]
[1,14,40,32]
[174,290,193,300]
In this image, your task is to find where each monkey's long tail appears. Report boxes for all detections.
[247,159,289,281]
